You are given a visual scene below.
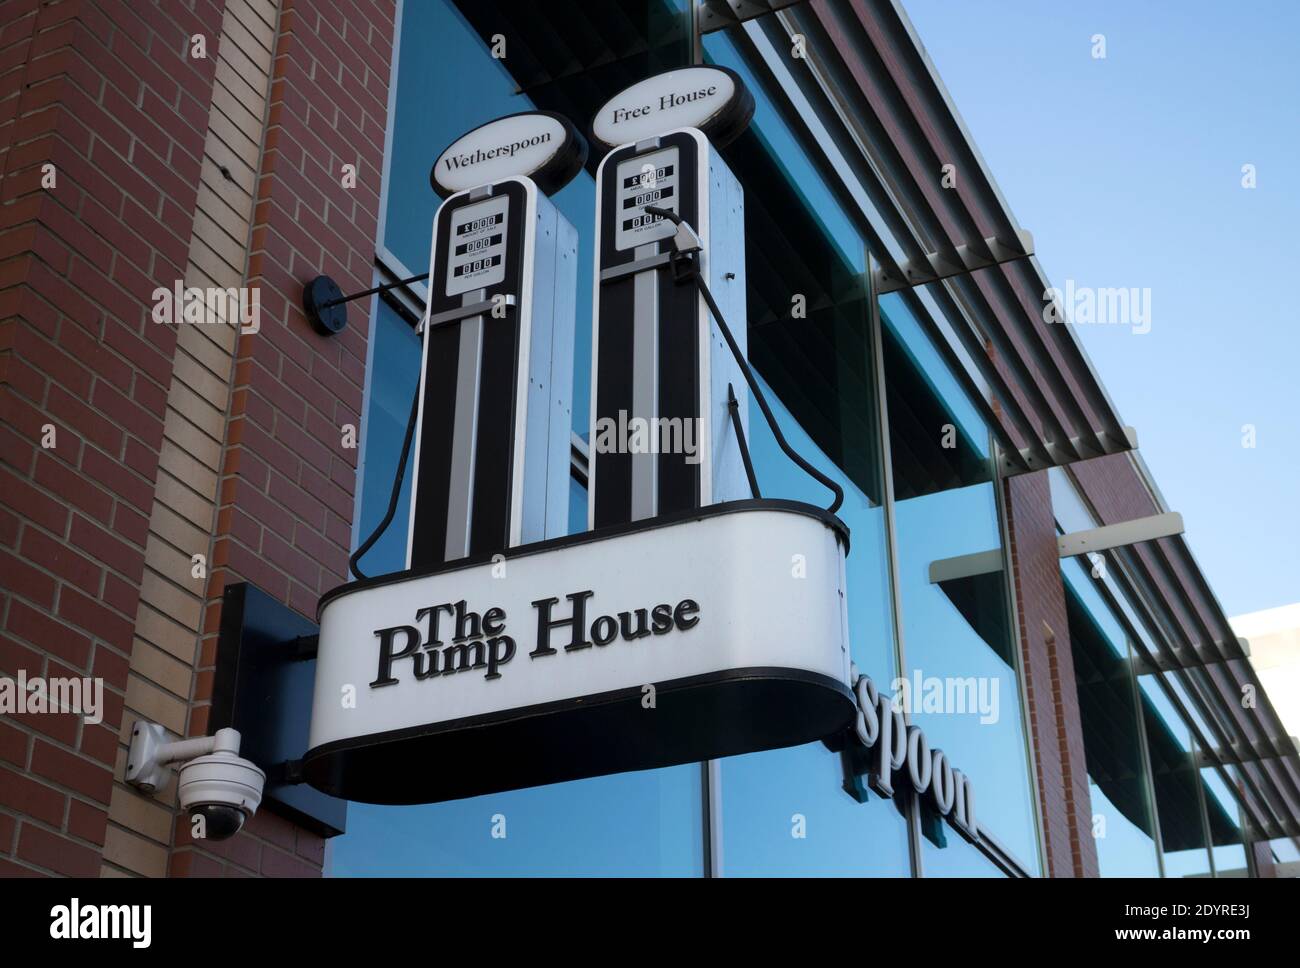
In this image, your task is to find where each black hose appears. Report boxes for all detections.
[642,206,844,515]
[693,268,844,513]
[348,381,421,580]
[727,383,761,499]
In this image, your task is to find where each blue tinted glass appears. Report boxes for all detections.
[880,294,988,461]
[748,372,894,682]
[704,29,883,506]
[883,301,1039,873]
[720,374,907,876]
[333,769,702,876]
[703,31,864,273]
[382,0,597,437]
[341,0,705,875]
[1200,765,1248,876]
[353,303,419,574]
[1063,556,1161,877]
[1137,673,1213,878]
[921,827,1006,877]
[568,474,587,536]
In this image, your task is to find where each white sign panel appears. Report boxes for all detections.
[431,111,586,198]
[592,66,753,150]
[305,504,854,804]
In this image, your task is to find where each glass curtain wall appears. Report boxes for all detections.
[702,26,907,877]
[706,15,1039,878]
[1062,556,1162,876]
[336,0,704,877]
[880,296,1040,875]
[1054,470,1257,877]
[350,1,1044,876]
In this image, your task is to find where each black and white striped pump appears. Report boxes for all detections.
[587,67,756,529]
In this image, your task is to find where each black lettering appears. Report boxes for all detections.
[650,603,674,634]
[674,599,700,631]
[442,640,486,674]
[453,600,482,642]
[531,590,594,656]
[619,608,651,640]
[416,603,454,647]
[370,625,421,687]
[591,615,618,646]
[413,649,441,680]
[485,635,515,680]
[483,606,506,635]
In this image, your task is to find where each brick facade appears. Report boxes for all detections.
[1,0,1282,881]
[0,0,394,877]
[177,0,392,876]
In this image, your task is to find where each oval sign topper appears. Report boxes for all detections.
[591,65,753,152]
[430,111,588,198]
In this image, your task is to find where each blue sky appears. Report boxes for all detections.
[902,0,1299,617]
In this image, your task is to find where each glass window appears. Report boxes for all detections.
[705,29,883,508]
[882,298,1039,874]
[720,374,908,875]
[698,28,907,874]
[1136,673,1213,878]
[921,826,1006,877]
[1270,837,1300,865]
[353,302,420,573]
[335,0,707,877]
[1200,765,1249,876]
[1063,556,1161,876]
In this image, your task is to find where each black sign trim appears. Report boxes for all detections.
[303,666,855,804]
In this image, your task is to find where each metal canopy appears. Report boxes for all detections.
[727,3,1136,478]
[699,0,807,33]
[719,0,1300,847]
[1056,512,1185,558]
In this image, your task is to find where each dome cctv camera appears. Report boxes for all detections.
[126,723,265,841]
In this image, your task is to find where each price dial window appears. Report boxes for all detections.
[614,147,680,252]
[447,195,510,296]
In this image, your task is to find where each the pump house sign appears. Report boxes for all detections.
[304,503,854,804]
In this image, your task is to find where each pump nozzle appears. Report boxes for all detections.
[644,205,702,255]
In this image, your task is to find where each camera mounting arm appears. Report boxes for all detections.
[126,723,243,794]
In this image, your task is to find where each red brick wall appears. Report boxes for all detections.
[1003,471,1098,877]
[0,0,224,875]
[1,0,395,878]
[175,0,394,877]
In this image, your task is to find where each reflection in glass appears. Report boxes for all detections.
[721,375,906,875]
[1201,765,1248,876]
[705,29,882,506]
[1137,674,1212,878]
[1063,557,1161,876]
[354,304,420,573]
[883,301,1039,874]
[921,824,1005,877]
[703,26,908,873]
[336,0,707,876]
